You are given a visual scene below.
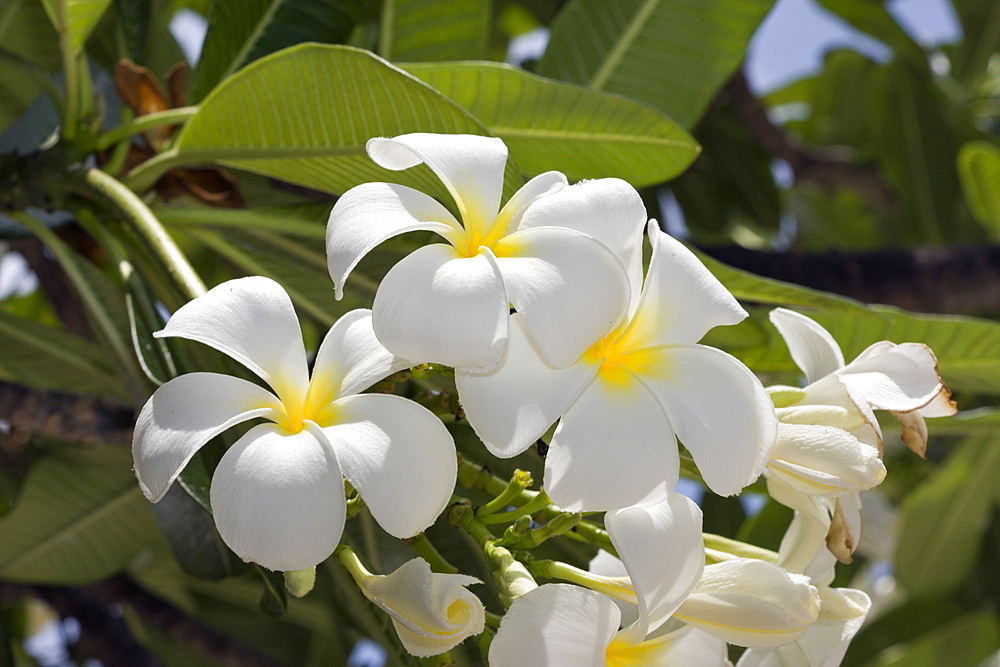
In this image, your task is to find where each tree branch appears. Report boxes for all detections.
[0,381,133,446]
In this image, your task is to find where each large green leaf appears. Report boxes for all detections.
[814,0,925,66]
[858,611,1000,667]
[403,61,699,187]
[191,0,370,102]
[0,0,61,133]
[951,0,1000,82]
[39,0,114,53]
[957,140,1000,239]
[536,0,775,129]
[380,0,490,62]
[894,434,1000,598]
[165,44,522,200]
[0,309,128,399]
[0,445,160,584]
[870,62,968,245]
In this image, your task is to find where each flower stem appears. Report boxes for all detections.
[477,469,533,517]
[56,0,77,141]
[95,107,198,151]
[404,534,459,575]
[703,533,779,563]
[527,559,637,605]
[78,167,206,300]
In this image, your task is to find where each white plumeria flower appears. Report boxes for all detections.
[769,308,956,458]
[490,493,730,666]
[458,216,777,511]
[132,277,457,572]
[738,483,873,667]
[326,133,632,371]
[340,553,485,657]
[491,493,819,666]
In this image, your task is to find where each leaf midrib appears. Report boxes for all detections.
[491,125,693,149]
[588,0,661,91]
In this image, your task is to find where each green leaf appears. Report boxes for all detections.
[862,611,1000,667]
[870,62,967,245]
[949,0,1000,82]
[536,0,775,129]
[191,0,370,102]
[0,309,128,399]
[0,445,160,584]
[403,61,699,187]
[813,0,925,66]
[40,0,114,54]
[957,140,1000,239]
[170,44,522,200]
[894,434,1000,598]
[379,0,490,62]
[0,0,61,133]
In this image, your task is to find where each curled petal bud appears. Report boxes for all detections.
[675,559,820,648]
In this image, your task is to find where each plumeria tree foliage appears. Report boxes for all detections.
[0,1,999,666]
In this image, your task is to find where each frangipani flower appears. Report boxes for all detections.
[458,216,777,511]
[132,277,456,572]
[491,493,728,666]
[769,308,956,458]
[339,552,485,657]
[326,133,632,371]
[490,493,819,666]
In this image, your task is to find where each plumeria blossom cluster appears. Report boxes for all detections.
[132,133,955,665]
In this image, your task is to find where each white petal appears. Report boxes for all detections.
[545,375,676,512]
[637,344,777,496]
[738,588,871,667]
[768,424,886,496]
[837,342,946,412]
[321,394,456,538]
[675,559,820,648]
[307,310,411,410]
[803,375,883,452]
[133,372,284,502]
[210,423,345,572]
[606,493,705,643]
[495,171,568,236]
[517,178,647,300]
[495,227,629,367]
[621,224,746,347]
[372,244,508,370]
[769,308,845,384]
[588,550,640,630]
[489,584,619,667]
[326,182,464,299]
[363,558,484,658]
[156,276,309,407]
[455,315,595,458]
[914,386,957,417]
[367,133,507,237]
[630,626,730,667]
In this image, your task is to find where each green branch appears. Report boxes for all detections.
[78,167,206,301]
[95,107,198,151]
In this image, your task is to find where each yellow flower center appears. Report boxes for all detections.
[605,638,663,666]
[583,328,657,387]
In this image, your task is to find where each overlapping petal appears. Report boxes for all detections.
[372,244,508,370]
[307,309,411,407]
[155,276,309,406]
[493,171,568,237]
[605,493,705,643]
[133,372,284,502]
[638,344,776,496]
[326,182,464,299]
[494,227,630,367]
[837,342,946,412]
[456,315,595,457]
[367,133,506,235]
[769,308,845,384]
[768,424,885,496]
[622,222,746,348]
[361,558,484,658]
[489,584,619,667]
[518,178,647,299]
[210,423,345,572]
[675,559,820,648]
[320,394,456,539]
[545,375,676,512]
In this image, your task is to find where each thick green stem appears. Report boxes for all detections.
[528,559,636,605]
[95,107,198,151]
[405,534,459,575]
[79,167,206,300]
[121,148,186,192]
[477,469,533,517]
[56,0,77,140]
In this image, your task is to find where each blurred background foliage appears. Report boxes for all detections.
[0,0,998,665]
